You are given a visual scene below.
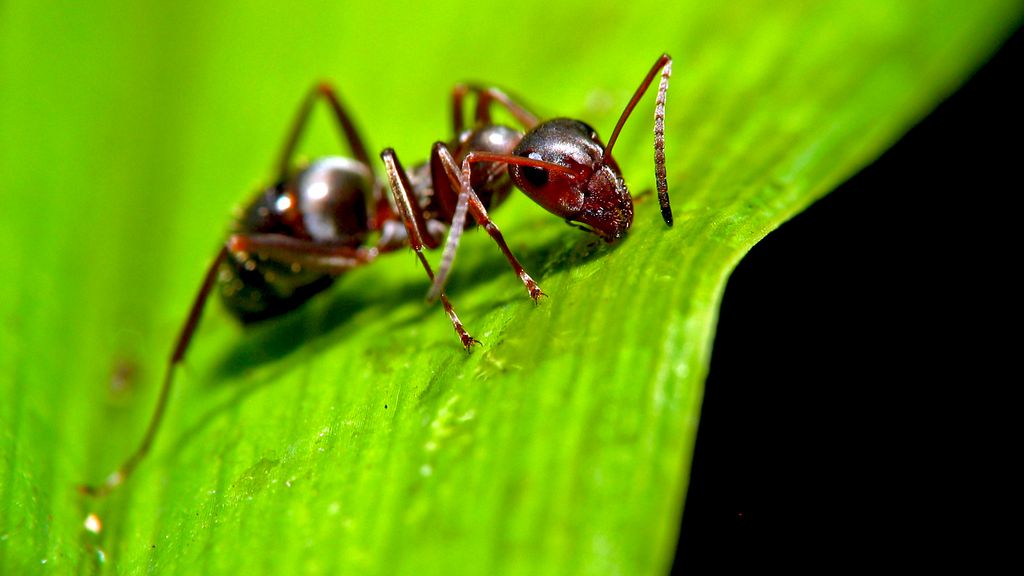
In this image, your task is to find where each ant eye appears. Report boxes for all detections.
[522,165,549,188]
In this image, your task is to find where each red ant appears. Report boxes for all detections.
[81,83,390,496]
[381,53,673,328]
[80,54,672,497]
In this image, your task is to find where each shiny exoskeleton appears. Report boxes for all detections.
[220,156,375,322]
[82,53,672,496]
[81,83,407,496]
[381,52,672,320]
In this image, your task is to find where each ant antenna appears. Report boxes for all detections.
[603,53,673,226]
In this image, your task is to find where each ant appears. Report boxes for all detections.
[380,53,672,322]
[80,53,672,497]
[81,83,398,496]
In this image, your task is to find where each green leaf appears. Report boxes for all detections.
[0,1,1017,574]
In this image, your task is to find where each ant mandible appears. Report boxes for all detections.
[81,53,671,497]
[380,52,672,333]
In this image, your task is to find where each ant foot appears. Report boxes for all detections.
[520,272,545,302]
[78,484,100,497]
[78,470,122,498]
[529,285,547,302]
[460,333,481,351]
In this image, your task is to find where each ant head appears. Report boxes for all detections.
[509,118,633,241]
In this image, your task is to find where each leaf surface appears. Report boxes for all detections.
[0,1,1018,573]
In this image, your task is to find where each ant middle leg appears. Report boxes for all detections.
[227,234,378,274]
[80,245,230,497]
[380,148,479,349]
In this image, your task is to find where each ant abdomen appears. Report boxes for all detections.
[221,157,375,322]
[219,247,335,323]
[292,157,374,244]
[83,56,672,497]
[82,82,396,497]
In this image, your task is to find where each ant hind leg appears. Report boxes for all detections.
[80,246,229,497]
[450,84,539,135]
[276,83,373,182]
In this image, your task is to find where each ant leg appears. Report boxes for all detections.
[227,233,378,274]
[277,83,394,230]
[379,148,479,349]
[276,82,372,182]
[602,54,673,226]
[81,232,380,497]
[451,84,539,134]
[428,144,551,304]
[80,246,229,497]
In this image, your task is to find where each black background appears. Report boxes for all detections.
[674,24,1020,572]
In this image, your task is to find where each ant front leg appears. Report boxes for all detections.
[427,144,547,304]
[380,148,479,350]
[451,84,539,134]
[80,246,229,497]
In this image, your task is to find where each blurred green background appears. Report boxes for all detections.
[1,1,1019,574]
